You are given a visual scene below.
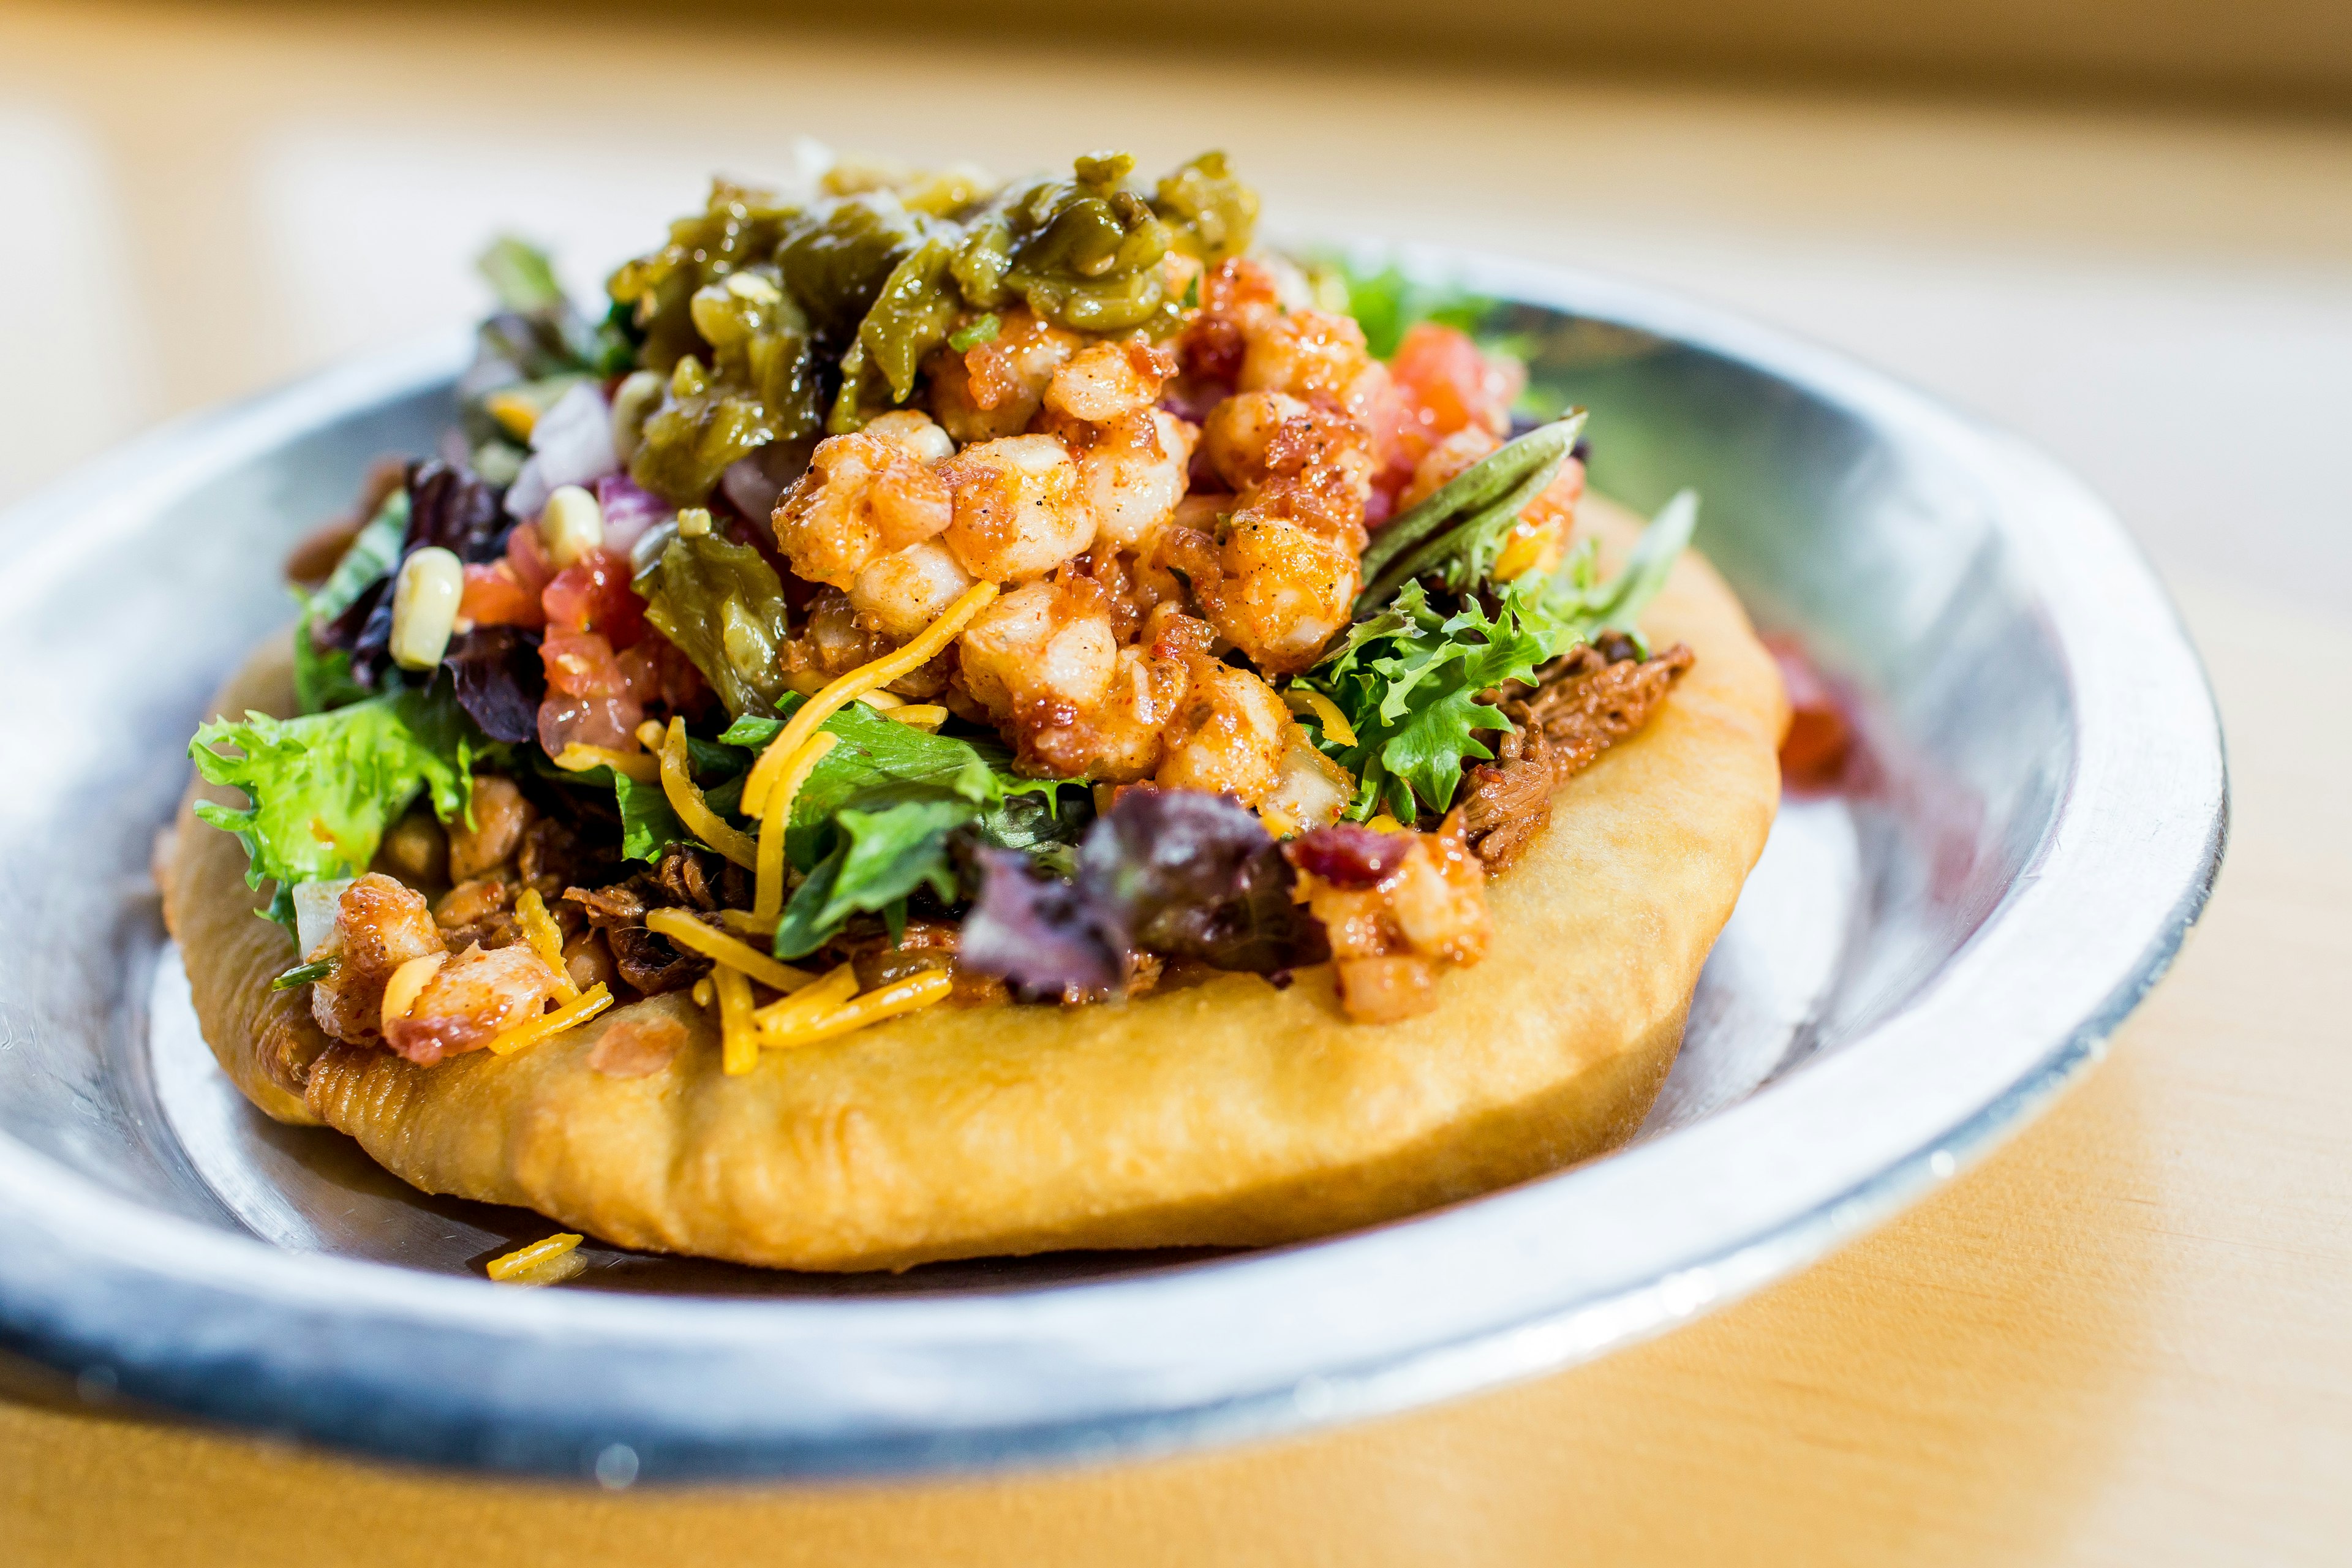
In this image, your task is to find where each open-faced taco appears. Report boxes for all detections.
[165,149,1785,1272]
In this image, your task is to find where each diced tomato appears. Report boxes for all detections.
[1362,374,1425,512]
[616,632,709,714]
[506,519,556,594]
[1389,322,1521,441]
[540,549,646,647]
[458,560,546,628]
[536,692,644,758]
[540,628,628,698]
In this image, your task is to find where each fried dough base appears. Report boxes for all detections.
[169,498,1787,1270]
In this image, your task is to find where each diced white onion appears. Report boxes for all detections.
[628,518,679,579]
[505,382,619,519]
[539,484,605,567]
[719,454,786,521]
[292,877,354,960]
[390,546,464,669]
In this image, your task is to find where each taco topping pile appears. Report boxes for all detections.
[192,148,1694,1070]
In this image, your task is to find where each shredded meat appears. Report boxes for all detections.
[608,922,709,997]
[1460,638,1696,871]
[652,842,751,911]
[518,817,583,902]
[562,844,750,997]
[805,918,1020,1007]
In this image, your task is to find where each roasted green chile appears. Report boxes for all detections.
[633,532,794,717]
[607,152,1260,489]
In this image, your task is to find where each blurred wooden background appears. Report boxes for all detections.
[0,2,2346,1563]
[399,0,2352,105]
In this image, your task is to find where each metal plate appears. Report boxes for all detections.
[0,249,2223,1480]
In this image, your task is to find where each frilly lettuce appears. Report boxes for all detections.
[1305,489,1698,821]
[190,686,487,927]
[1309,579,1558,821]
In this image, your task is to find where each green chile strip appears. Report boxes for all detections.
[1354,413,1586,613]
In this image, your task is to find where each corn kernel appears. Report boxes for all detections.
[389,546,464,670]
[540,484,604,567]
[677,506,712,538]
[484,390,540,442]
[609,369,665,464]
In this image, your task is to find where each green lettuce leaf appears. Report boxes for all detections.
[292,489,408,714]
[1319,260,1498,361]
[1542,489,1697,649]
[478,235,566,314]
[1354,414,1585,612]
[614,772,692,862]
[605,735,748,863]
[477,235,636,377]
[773,798,971,959]
[718,701,1066,870]
[189,685,484,925]
[718,701,1085,956]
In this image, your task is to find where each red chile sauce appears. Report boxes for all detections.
[1765,634,1855,793]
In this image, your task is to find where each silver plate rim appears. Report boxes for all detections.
[0,248,2226,1480]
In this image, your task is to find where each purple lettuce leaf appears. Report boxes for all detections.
[958,845,1125,997]
[959,788,1319,998]
[438,625,545,743]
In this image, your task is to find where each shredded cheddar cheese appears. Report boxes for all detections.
[742,579,999,816]
[889,704,948,731]
[1283,688,1358,747]
[643,907,811,993]
[658,717,758,868]
[1367,814,1408,834]
[716,909,777,938]
[379,951,447,1033]
[486,982,612,1057]
[513,888,579,1003]
[753,731,839,923]
[853,689,906,710]
[753,962,858,1033]
[763,970,952,1050]
[690,976,714,1008]
[486,1232,581,1283]
[555,743,660,783]
[713,964,758,1076]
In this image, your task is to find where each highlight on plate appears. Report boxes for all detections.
[165,146,1788,1272]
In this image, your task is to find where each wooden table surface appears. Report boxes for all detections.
[2,5,2346,1562]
